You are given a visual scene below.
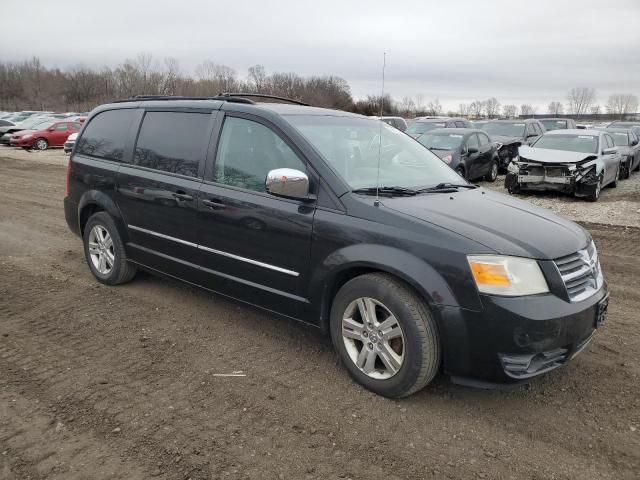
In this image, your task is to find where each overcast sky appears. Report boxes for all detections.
[3,0,639,112]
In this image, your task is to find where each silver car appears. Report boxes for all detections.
[505,129,623,201]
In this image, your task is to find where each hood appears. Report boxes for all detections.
[518,145,598,164]
[12,129,35,137]
[490,135,522,145]
[381,188,588,259]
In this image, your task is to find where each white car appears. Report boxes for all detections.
[64,132,78,154]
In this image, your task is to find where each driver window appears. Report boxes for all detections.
[214,117,306,193]
[466,134,479,149]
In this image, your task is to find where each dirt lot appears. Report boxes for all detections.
[1,148,639,480]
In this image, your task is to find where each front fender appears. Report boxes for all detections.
[309,243,469,331]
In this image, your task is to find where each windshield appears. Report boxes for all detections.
[285,115,463,189]
[531,134,599,154]
[483,122,526,137]
[418,133,464,150]
[609,132,629,146]
[405,121,446,135]
[540,120,567,131]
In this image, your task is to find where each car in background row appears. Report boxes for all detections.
[9,120,82,150]
[607,121,640,138]
[0,115,55,144]
[0,119,16,128]
[64,132,78,153]
[417,128,499,182]
[605,128,640,177]
[370,116,408,131]
[481,119,546,171]
[405,117,471,139]
[505,129,623,201]
[539,118,577,131]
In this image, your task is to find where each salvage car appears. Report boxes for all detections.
[539,118,577,131]
[605,128,640,177]
[64,95,608,398]
[607,121,640,138]
[417,128,499,181]
[481,119,546,170]
[405,117,471,139]
[505,129,623,201]
[10,120,82,150]
[372,116,408,131]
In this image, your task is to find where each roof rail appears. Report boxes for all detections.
[112,95,255,104]
[220,93,310,106]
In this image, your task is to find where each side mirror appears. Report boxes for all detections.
[526,133,537,138]
[631,139,638,146]
[265,168,309,200]
[48,127,56,132]
[467,146,479,154]
[603,147,617,155]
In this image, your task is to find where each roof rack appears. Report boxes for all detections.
[220,93,310,106]
[112,95,256,104]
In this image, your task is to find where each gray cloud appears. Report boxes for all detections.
[2,0,639,111]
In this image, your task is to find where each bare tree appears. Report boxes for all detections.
[399,96,415,117]
[590,105,601,116]
[413,94,425,114]
[520,104,535,117]
[566,87,596,116]
[547,101,563,116]
[605,93,639,119]
[426,99,443,116]
[502,104,518,118]
[468,100,484,119]
[247,65,267,91]
[483,97,501,119]
[458,103,470,117]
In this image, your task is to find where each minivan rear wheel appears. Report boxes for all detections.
[330,273,440,398]
[83,212,137,285]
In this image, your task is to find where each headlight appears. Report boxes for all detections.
[23,134,32,139]
[467,255,549,296]
[442,154,453,164]
[507,162,519,173]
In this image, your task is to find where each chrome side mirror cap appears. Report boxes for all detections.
[265,168,309,200]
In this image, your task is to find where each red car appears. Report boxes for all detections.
[10,120,82,150]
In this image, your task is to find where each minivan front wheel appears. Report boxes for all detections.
[83,212,137,285]
[330,273,440,398]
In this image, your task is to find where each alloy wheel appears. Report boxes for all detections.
[34,139,48,150]
[88,225,115,275]
[341,297,405,379]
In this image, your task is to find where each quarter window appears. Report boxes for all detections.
[213,117,306,193]
[134,112,211,178]
[76,109,137,162]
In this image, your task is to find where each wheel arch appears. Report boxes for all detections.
[311,245,458,333]
[78,190,128,241]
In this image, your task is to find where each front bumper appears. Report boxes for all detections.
[64,141,75,153]
[0,133,13,145]
[9,137,34,148]
[436,285,608,384]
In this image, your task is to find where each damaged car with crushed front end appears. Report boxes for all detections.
[505,129,623,202]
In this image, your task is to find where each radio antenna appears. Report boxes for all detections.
[374,52,386,207]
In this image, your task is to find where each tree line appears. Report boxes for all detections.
[0,56,637,120]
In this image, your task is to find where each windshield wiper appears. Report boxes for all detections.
[417,182,479,193]
[352,186,418,197]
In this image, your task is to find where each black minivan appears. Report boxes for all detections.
[64,95,609,398]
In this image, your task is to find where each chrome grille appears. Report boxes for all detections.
[555,242,603,302]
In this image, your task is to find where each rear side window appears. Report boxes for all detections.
[478,133,491,145]
[134,112,211,178]
[77,109,137,162]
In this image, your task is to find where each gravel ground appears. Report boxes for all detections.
[0,147,639,480]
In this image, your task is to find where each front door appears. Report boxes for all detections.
[117,110,214,279]
[197,114,315,317]
[51,122,72,146]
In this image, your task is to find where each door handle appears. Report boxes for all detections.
[173,192,194,201]
[202,199,226,210]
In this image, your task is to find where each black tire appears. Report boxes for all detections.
[455,166,466,180]
[83,212,137,285]
[33,138,48,150]
[624,161,631,179]
[485,159,499,182]
[330,273,440,398]
[586,175,602,202]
